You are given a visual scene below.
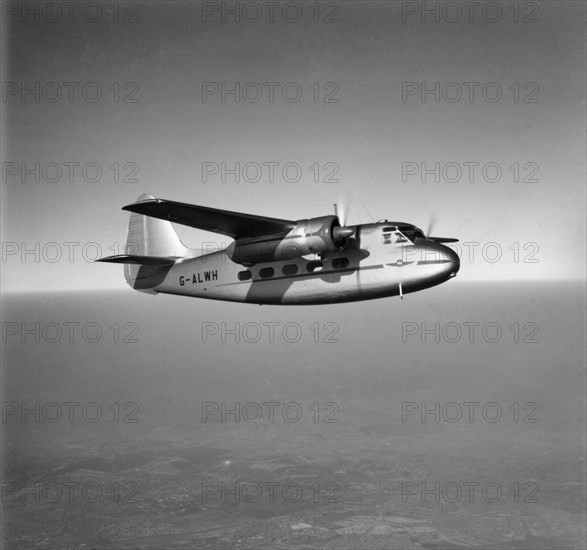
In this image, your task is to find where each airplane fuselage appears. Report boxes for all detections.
[151,223,460,304]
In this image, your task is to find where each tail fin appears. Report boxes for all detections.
[98,194,192,293]
[124,194,191,258]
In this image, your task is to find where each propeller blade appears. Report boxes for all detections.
[425,212,458,243]
[335,200,350,227]
[333,196,354,247]
[338,203,348,227]
[426,212,437,238]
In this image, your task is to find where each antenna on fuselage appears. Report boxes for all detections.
[359,198,375,223]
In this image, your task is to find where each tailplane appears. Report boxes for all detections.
[97,194,193,293]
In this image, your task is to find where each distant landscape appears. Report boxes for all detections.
[2,281,585,549]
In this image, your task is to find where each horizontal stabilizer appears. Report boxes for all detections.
[96,254,177,266]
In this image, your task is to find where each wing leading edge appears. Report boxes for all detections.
[123,198,296,240]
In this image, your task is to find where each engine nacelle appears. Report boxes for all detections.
[227,215,352,265]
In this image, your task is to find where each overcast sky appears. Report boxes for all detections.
[1,0,585,292]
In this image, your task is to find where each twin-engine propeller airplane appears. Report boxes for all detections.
[97,195,460,305]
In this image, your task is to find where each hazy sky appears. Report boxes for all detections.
[1,0,585,292]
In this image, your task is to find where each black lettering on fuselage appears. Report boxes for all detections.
[192,270,218,284]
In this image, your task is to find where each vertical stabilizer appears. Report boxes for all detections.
[123,194,191,292]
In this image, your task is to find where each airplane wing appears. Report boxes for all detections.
[95,254,177,265]
[123,197,296,240]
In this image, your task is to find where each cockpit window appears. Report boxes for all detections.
[383,231,409,244]
[400,230,425,242]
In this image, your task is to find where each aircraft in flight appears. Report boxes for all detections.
[97,195,460,305]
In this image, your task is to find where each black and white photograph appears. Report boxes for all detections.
[1,1,586,548]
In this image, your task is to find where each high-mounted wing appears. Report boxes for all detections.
[123,198,296,240]
[95,254,176,265]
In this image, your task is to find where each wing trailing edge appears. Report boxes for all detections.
[122,197,296,240]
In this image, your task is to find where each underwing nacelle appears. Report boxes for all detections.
[227,215,354,266]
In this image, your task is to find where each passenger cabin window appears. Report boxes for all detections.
[307,260,323,272]
[259,267,274,279]
[332,257,349,269]
[382,226,397,233]
[237,270,252,281]
[282,264,298,276]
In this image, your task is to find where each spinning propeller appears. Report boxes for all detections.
[332,200,355,247]
[424,212,459,243]
[333,201,458,245]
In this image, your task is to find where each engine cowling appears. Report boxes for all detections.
[227,215,353,265]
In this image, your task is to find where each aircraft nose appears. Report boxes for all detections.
[445,245,460,277]
[416,242,460,280]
